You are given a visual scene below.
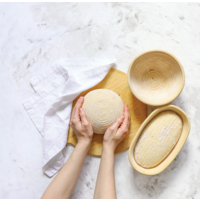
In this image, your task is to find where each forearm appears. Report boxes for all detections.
[94,145,116,199]
[42,141,90,199]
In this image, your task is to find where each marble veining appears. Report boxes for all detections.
[0,2,200,198]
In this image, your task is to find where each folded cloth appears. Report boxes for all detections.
[23,59,115,177]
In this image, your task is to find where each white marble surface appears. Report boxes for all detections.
[0,2,200,199]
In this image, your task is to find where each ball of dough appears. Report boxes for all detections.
[82,89,124,134]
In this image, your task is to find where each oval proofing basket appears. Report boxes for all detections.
[128,105,190,175]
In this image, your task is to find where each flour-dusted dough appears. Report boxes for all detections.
[134,111,183,168]
[82,89,124,134]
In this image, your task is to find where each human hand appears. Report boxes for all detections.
[103,104,130,152]
[70,96,93,146]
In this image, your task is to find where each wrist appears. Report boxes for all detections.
[77,139,91,149]
[102,143,115,154]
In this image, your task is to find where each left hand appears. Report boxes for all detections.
[70,96,93,146]
[103,104,130,152]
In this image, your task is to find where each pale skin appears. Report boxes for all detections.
[42,96,130,199]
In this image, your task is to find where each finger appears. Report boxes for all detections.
[124,104,130,118]
[121,104,130,129]
[117,125,129,138]
[110,115,124,131]
[80,108,89,125]
[117,105,130,137]
[126,104,130,126]
[71,96,84,119]
[127,104,130,121]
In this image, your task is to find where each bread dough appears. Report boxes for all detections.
[82,89,123,134]
[134,111,182,168]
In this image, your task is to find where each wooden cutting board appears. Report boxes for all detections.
[67,68,147,156]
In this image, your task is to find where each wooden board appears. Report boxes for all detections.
[67,68,147,156]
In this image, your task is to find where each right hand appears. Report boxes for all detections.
[103,104,130,152]
[70,96,93,147]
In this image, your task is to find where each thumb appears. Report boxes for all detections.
[80,108,89,125]
[110,115,124,130]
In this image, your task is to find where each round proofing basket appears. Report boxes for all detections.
[127,50,185,106]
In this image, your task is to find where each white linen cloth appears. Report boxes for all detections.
[23,59,115,177]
